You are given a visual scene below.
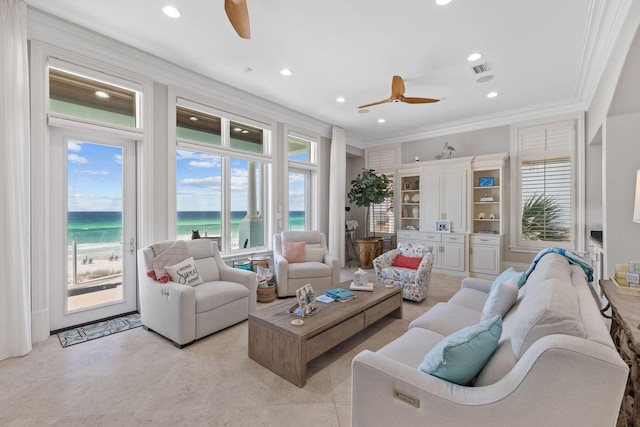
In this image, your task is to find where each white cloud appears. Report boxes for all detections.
[68,153,88,164]
[181,176,221,188]
[114,154,122,165]
[75,169,108,175]
[68,141,82,152]
[189,160,216,168]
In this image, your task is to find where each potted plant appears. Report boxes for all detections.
[348,168,393,268]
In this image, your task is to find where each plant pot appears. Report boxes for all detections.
[356,238,379,269]
[257,283,276,303]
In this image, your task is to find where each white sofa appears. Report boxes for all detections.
[138,239,257,347]
[352,253,628,427]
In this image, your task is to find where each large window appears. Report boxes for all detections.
[287,133,317,230]
[511,119,576,251]
[175,99,271,252]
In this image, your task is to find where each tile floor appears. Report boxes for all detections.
[0,269,461,426]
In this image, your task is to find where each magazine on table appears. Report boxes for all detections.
[324,287,356,302]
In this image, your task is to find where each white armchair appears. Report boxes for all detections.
[273,231,340,297]
[137,239,257,347]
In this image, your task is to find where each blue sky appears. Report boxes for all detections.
[176,150,305,212]
[67,140,122,212]
[67,143,305,212]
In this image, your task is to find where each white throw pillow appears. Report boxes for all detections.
[511,278,585,359]
[165,256,204,287]
[481,278,519,321]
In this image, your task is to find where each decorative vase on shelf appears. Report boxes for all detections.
[403,194,410,203]
[412,207,419,218]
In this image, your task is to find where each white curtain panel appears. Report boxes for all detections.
[329,126,346,266]
[0,0,32,360]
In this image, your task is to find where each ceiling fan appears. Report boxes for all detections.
[225,0,251,39]
[358,75,440,109]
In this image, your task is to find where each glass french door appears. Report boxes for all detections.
[50,127,137,330]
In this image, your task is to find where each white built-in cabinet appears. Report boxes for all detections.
[396,153,508,278]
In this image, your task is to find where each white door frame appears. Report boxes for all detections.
[49,126,137,330]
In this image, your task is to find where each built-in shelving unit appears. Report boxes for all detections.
[472,168,501,235]
[400,174,420,231]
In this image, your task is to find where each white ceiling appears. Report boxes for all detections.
[26,0,618,145]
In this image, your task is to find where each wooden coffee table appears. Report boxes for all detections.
[248,282,402,387]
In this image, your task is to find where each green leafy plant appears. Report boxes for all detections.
[521,193,570,241]
[348,168,393,238]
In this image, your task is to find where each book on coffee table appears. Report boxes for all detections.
[350,282,374,291]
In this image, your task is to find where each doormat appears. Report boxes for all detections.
[57,313,142,348]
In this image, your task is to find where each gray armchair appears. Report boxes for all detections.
[273,231,339,297]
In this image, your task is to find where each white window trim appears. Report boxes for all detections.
[509,113,586,254]
[168,87,275,254]
[284,127,320,231]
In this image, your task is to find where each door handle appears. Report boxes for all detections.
[129,237,136,254]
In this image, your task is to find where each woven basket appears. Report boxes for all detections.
[257,283,276,303]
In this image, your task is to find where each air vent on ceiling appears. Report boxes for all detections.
[471,62,490,74]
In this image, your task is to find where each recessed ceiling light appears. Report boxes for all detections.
[162,5,181,18]
[95,91,109,99]
[436,0,452,5]
[189,116,198,121]
[336,97,346,103]
[377,118,386,123]
[487,92,498,98]
[233,127,242,132]
[241,130,249,134]
[280,68,293,76]
[467,52,482,61]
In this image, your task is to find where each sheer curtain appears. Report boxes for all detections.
[0,0,32,360]
[328,126,346,266]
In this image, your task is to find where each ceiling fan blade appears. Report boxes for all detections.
[402,97,440,104]
[225,0,251,39]
[358,98,393,109]
[391,75,405,98]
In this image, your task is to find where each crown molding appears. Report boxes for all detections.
[26,7,333,139]
[574,0,633,107]
[360,98,585,147]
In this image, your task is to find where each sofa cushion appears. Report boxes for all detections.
[165,256,204,287]
[418,315,503,385]
[380,266,417,284]
[511,278,586,359]
[492,267,524,291]
[194,281,249,313]
[194,256,221,282]
[377,327,446,368]
[282,240,306,263]
[447,288,489,312]
[481,278,518,321]
[409,302,481,336]
[522,256,572,288]
[288,261,331,279]
[392,255,423,269]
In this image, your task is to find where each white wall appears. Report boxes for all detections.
[602,112,640,278]
[585,143,603,233]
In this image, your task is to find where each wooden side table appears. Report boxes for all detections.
[600,279,640,426]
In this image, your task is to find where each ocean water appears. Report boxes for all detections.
[67,211,306,256]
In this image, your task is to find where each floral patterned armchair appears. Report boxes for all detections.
[373,242,434,302]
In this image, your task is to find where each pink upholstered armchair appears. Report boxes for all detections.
[373,242,434,302]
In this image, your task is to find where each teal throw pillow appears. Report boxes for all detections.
[491,267,524,291]
[418,315,502,385]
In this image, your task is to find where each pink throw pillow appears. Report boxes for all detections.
[282,241,306,263]
[392,255,423,269]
